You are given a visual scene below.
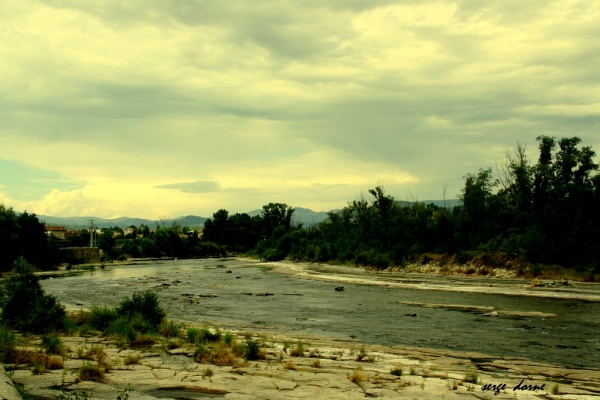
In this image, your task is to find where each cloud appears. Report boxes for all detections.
[156,181,220,193]
[1,0,599,217]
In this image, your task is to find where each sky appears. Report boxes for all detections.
[1,0,599,219]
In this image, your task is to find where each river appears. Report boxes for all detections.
[40,258,600,369]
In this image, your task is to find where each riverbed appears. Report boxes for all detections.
[40,258,600,370]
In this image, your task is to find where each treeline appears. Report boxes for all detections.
[248,136,600,275]
[1,136,598,276]
[56,203,295,262]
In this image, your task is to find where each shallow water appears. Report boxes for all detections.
[41,258,600,369]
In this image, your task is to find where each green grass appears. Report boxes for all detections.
[41,334,65,355]
[463,368,479,384]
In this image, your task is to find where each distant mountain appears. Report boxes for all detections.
[38,200,460,230]
[247,207,334,227]
[38,215,207,230]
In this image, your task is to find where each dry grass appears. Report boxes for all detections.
[123,352,140,365]
[312,359,321,369]
[83,345,105,362]
[68,309,90,326]
[348,367,368,388]
[78,363,106,382]
[195,344,240,366]
[390,363,403,377]
[283,360,296,370]
[130,334,156,346]
[46,355,64,370]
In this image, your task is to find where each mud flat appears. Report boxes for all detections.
[7,329,600,400]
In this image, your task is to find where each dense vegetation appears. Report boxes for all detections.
[202,136,599,278]
[0,205,59,271]
[249,136,599,276]
[0,136,598,277]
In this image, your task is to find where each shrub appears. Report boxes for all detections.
[116,290,166,332]
[244,338,261,360]
[222,331,235,346]
[0,258,66,333]
[0,326,16,363]
[355,346,367,362]
[464,368,479,384]
[193,344,211,362]
[187,327,221,344]
[32,360,46,374]
[159,320,180,338]
[106,317,136,342]
[289,340,305,357]
[41,334,65,355]
[87,306,118,332]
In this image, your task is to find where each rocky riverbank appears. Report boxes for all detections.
[6,327,600,400]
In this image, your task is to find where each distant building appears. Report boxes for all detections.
[46,226,66,240]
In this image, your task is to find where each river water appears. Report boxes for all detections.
[40,258,600,369]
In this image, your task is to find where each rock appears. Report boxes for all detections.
[335,286,344,291]
[0,364,21,400]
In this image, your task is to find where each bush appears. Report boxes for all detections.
[87,307,118,332]
[41,334,65,355]
[0,326,16,363]
[159,320,180,338]
[187,327,221,344]
[244,338,261,360]
[0,257,66,333]
[116,290,166,332]
[106,317,136,342]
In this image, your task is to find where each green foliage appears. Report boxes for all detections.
[244,337,261,360]
[106,317,136,342]
[57,389,93,400]
[0,257,66,333]
[187,327,221,344]
[115,290,166,332]
[0,326,16,363]
[87,307,119,332]
[41,334,64,355]
[464,368,479,384]
[159,320,180,338]
[0,205,57,271]
[289,340,305,357]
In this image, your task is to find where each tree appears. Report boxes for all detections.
[0,257,66,332]
[261,203,295,238]
[0,205,55,271]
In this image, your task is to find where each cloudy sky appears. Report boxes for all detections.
[1,1,599,219]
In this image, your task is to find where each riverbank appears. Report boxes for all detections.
[258,259,600,302]
[7,327,600,399]
[7,257,600,398]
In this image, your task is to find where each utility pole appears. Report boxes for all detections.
[89,220,96,247]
